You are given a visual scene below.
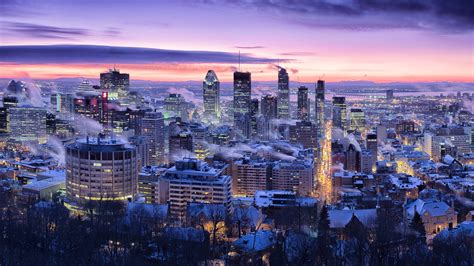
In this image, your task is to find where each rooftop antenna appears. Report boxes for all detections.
[238,50,241,72]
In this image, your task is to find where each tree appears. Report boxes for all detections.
[316,203,333,265]
[410,211,426,242]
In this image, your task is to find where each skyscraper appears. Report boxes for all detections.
[297,86,310,121]
[349,108,366,133]
[315,80,325,139]
[233,71,252,139]
[65,136,138,204]
[332,96,347,133]
[277,67,290,119]
[250,98,259,138]
[261,95,278,120]
[100,68,129,101]
[141,111,165,165]
[202,70,220,123]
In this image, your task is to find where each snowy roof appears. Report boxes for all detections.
[37,169,66,180]
[233,230,275,252]
[328,209,377,229]
[405,199,451,218]
[232,205,264,228]
[22,175,65,191]
[436,221,474,239]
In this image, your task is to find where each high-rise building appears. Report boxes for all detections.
[202,70,220,123]
[164,93,187,119]
[100,68,129,101]
[140,111,165,165]
[332,96,347,132]
[9,106,47,143]
[315,80,325,139]
[271,159,314,196]
[250,98,259,138]
[189,123,209,160]
[231,157,271,197]
[297,86,310,121]
[277,67,290,119]
[366,132,378,168]
[349,108,366,133]
[65,136,138,204]
[163,158,232,220]
[261,95,278,120]
[233,71,252,139]
[386,90,394,102]
[168,126,193,162]
[289,121,318,149]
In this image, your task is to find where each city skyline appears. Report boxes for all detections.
[1,0,473,83]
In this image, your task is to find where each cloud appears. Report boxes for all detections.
[0,44,289,65]
[234,46,265,49]
[208,0,473,32]
[1,22,90,39]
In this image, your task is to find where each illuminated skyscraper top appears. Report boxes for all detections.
[203,70,220,123]
[100,68,130,101]
[233,71,252,139]
[315,80,325,139]
[277,67,290,119]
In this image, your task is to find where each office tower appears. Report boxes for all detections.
[0,96,18,134]
[141,111,165,165]
[289,121,318,149]
[51,93,75,113]
[386,89,394,102]
[168,127,194,162]
[377,125,387,144]
[271,159,314,196]
[129,135,149,169]
[277,67,290,119]
[189,123,210,160]
[9,106,47,143]
[233,71,252,139]
[423,126,471,161]
[345,142,361,172]
[210,125,234,146]
[349,108,366,133]
[231,157,271,197]
[257,115,271,141]
[332,96,347,132]
[250,98,259,138]
[163,158,232,220]
[138,167,169,204]
[65,136,138,204]
[202,70,220,123]
[165,93,187,119]
[73,94,101,122]
[366,132,378,167]
[261,95,278,120]
[100,68,129,101]
[297,86,310,121]
[360,150,373,174]
[315,80,325,139]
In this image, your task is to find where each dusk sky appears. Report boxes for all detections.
[0,0,473,82]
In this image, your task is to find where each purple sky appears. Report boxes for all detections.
[1,0,473,82]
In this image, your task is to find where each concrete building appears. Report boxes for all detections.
[162,158,232,220]
[65,136,138,204]
[232,157,271,197]
[141,111,165,165]
[289,121,318,149]
[271,159,314,196]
